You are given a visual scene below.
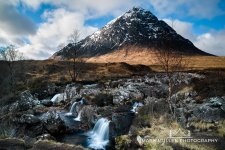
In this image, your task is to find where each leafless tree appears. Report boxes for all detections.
[154,39,187,116]
[0,45,24,93]
[67,29,86,82]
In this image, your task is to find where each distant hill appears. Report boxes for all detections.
[51,7,211,60]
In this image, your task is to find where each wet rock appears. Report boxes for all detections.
[41,100,53,107]
[81,105,97,127]
[41,111,66,135]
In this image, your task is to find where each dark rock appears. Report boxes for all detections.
[188,97,225,122]
[111,112,134,136]
[9,90,40,112]
[41,100,53,107]
[80,105,97,128]
[41,111,66,135]
[18,114,40,124]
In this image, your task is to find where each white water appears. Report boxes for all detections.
[51,94,61,103]
[131,102,144,113]
[66,99,84,116]
[87,118,110,150]
[74,110,82,121]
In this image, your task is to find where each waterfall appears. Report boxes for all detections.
[74,110,82,121]
[50,94,61,103]
[66,99,84,116]
[87,118,110,150]
[131,102,143,113]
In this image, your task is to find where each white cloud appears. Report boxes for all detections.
[163,18,225,56]
[18,8,98,59]
[194,31,225,56]
[163,19,195,40]
[0,0,36,46]
[21,0,139,18]
[149,0,224,19]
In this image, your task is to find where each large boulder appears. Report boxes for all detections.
[64,84,79,100]
[111,112,134,136]
[189,97,225,122]
[40,111,66,135]
[112,84,144,105]
[9,90,40,112]
[80,105,97,128]
[17,114,41,125]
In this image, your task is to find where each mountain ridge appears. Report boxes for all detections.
[51,7,211,60]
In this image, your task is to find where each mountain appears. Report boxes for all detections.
[51,7,211,59]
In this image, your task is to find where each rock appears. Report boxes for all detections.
[64,84,79,100]
[18,114,40,124]
[41,111,66,135]
[111,112,134,136]
[174,108,186,127]
[80,105,97,127]
[41,100,53,107]
[50,93,66,105]
[112,84,144,104]
[189,97,225,122]
[9,90,40,112]
[36,134,56,141]
[80,88,101,96]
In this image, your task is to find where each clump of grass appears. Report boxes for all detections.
[216,120,225,137]
[115,135,132,150]
[189,120,216,131]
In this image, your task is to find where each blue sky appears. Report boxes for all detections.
[0,0,225,59]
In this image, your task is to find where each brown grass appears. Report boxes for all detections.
[86,47,225,71]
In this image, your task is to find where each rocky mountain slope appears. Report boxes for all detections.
[51,7,211,59]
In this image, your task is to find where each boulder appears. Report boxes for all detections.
[111,112,134,136]
[41,111,66,135]
[64,84,79,100]
[18,114,40,125]
[9,90,40,112]
[80,106,97,128]
[189,97,225,122]
[112,84,144,105]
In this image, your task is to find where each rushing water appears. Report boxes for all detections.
[66,99,84,116]
[131,102,144,113]
[74,110,82,121]
[50,94,61,103]
[87,118,110,150]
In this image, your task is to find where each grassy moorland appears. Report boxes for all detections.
[0,54,224,106]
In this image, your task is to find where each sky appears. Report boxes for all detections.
[0,0,225,59]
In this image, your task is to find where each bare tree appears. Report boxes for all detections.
[154,39,186,116]
[67,29,86,82]
[0,45,24,93]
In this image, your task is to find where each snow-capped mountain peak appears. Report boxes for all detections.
[51,7,210,59]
